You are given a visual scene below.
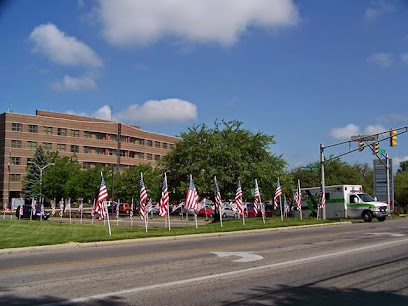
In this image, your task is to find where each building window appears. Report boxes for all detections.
[57,144,66,152]
[27,141,38,149]
[163,143,168,149]
[43,126,53,134]
[84,146,92,154]
[95,148,104,155]
[138,152,144,159]
[10,174,21,182]
[82,162,92,169]
[155,154,160,161]
[11,140,22,148]
[147,153,153,160]
[129,137,136,144]
[139,139,145,145]
[28,125,38,133]
[58,128,67,136]
[119,150,126,157]
[95,133,104,140]
[43,143,52,151]
[11,157,21,165]
[129,151,135,158]
[84,131,91,138]
[109,149,117,156]
[147,140,153,147]
[110,134,118,141]
[155,141,160,148]
[26,158,32,166]
[70,145,79,153]
[170,144,174,149]
[11,123,22,132]
[71,129,79,137]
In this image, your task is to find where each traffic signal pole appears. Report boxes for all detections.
[320,144,326,220]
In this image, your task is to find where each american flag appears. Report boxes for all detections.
[253,180,260,215]
[235,181,244,216]
[59,199,64,218]
[139,173,148,220]
[274,179,282,210]
[185,175,199,211]
[19,204,23,218]
[95,173,108,220]
[214,178,222,210]
[295,180,302,212]
[10,202,14,213]
[159,175,169,217]
[51,199,56,216]
[130,200,134,219]
[78,200,83,213]
[318,187,326,209]
[115,202,120,218]
[64,198,71,213]
[40,202,44,217]
[31,198,36,215]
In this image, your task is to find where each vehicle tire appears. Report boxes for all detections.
[362,211,373,222]
[377,216,386,222]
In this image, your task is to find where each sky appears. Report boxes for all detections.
[1,0,407,172]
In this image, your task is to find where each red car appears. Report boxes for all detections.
[197,205,213,217]
[245,203,274,218]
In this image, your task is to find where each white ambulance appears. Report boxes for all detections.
[298,185,388,222]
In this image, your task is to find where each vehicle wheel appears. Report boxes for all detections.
[362,211,373,222]
[377,216,386,222]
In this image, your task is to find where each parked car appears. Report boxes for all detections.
[113,203,131,214]
[16,205,50,220]
[197,204,213,217]
[221,206,237,218]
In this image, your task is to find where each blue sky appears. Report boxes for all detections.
[1,0,407,171]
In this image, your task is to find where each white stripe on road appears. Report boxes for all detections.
[45,238,408,305]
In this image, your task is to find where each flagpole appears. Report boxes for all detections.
[256,179,265,224]
[165,173,171,231]
[69,198,72,224]
[104,200,112,236]
[215,176,223,228]
[298,179,303,220]
[80,200,83,224]
[92,198,95,224]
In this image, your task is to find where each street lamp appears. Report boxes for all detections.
[29,161,54,203]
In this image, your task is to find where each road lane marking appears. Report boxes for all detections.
[365,232,405,237]
[212,251,264,262]
[42,238,408,306]
[0,226,396,274]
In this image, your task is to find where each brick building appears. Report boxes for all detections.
[0,110,180,204]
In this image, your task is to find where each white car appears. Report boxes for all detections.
[221,206,237,219]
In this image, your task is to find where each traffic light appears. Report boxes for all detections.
[373,142,379,154]
[358,140,364,152]
[390,129,397,147]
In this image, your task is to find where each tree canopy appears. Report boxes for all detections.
[160,120,286,202]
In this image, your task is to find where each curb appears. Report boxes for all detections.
[0,221,351,255]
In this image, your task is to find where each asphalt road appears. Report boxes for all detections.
[1,219,408,305]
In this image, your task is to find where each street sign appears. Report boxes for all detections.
[379,148,386,154]
[301,167,319,171]
[373,159,394,209]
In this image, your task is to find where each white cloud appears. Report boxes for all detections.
[330,124,360,140]
[93,105,112,120]
[367,53,394,68]
[29,23,103,67]
[53,75,98,91]
[95,0,300,47]
[114,98,197,123]
[364,124,386,135]
[393,156,408,172]
[364,0,396,22]
[401,52,408,64]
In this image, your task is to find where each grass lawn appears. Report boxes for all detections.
[0,217,337,249]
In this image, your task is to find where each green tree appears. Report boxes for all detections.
[21,146,50,201]
[41,154,80,201]
[398,160,408,173]
[395,171,408,206]
[115,164,161,202]
[160,120,286,202]
[290,159,374,195]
